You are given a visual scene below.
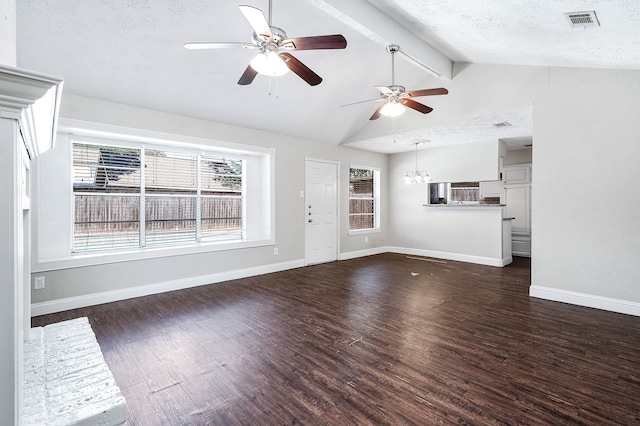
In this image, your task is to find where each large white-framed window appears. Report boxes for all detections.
[72,141,245,253]
[348,166,380,234]
[31,122,275,271]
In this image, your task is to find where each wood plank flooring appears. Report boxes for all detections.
[32,254,640,425]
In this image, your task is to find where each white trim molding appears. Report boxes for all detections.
[339,246,389,261]
[0,65,63,157]
[340,246,509,267]
[530,286,640,317]
[387,246,507,267]
[31,259,304,317]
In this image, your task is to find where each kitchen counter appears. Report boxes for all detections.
[423,203,506,207]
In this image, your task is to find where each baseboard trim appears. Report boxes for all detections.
[339,247,390,261]
[31,259,305,317]
[530,285,640,317]
[387,246,505,267]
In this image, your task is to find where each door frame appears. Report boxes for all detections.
[304,158,340,266]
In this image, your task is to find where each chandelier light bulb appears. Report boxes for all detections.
[404,143,431,184]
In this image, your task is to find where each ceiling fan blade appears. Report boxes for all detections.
[238,65,259,85]
[239,5,273,42]
[341,98,384,108]
[280,53,322,86]
[407,87,449,97]
[401,98,433,114]
[370,103,386,120]
[284,34,347,50]
[184,42,255,50]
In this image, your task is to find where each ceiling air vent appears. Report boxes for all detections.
[565,11,600,28]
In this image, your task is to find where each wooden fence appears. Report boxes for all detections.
[74,195,242,235]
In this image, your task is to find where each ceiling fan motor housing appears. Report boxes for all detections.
[252,27,287,47]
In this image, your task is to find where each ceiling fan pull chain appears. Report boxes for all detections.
[392,116,396,142]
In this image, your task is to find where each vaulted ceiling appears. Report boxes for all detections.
[16,0,640,153]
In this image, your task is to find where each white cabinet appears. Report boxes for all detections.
[502,163,532,257]
[512,234,531,257]
[479,180,503,198]
[503,164,531,185]
[503,185,530,235]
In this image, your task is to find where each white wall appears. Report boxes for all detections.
[423,139,503,182]
[0,0,16,66]
[531,67,640,313]
[389,149,505,265]
[30,94,389,311]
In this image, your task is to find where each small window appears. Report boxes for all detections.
[349,167,380,232]
[449,182,480,203]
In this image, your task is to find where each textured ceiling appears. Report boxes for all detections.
[16,0,640,153]
[367,0,640,69]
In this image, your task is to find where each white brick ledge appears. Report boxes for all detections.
[23,317,126,425]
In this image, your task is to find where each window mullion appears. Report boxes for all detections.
[140,147,146,247]
[196,153,202,242]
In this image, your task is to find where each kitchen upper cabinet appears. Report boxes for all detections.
[503,164,531,185]
[479,180,503,198]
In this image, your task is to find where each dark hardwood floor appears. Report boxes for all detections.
[32,254,640,425]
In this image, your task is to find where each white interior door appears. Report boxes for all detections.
[305,160,338,265]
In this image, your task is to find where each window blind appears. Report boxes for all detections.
[72,142,244,253]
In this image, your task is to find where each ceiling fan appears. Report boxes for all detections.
[184,0,347,86]
[344,45,448,120]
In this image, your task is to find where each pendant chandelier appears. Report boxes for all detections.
[404,142,430,184]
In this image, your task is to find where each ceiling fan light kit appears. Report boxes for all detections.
[250,50,289,76]
[380,101,406,117]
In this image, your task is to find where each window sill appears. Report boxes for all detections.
[33,237,274,272]
[348,228,381,236]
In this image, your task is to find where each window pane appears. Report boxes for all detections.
[145,150,197,193]
[73,144,141,193]
[201,156,242,194]
[349,199,374,214]
[349,168,374,198]
[73,194,140,252]
[201,195,243,242]
[350,214,374,230]
[145,195,197,247]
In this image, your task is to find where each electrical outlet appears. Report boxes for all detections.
[35,276,46,290]
[364,236,369,243]
[273,247,279,256]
